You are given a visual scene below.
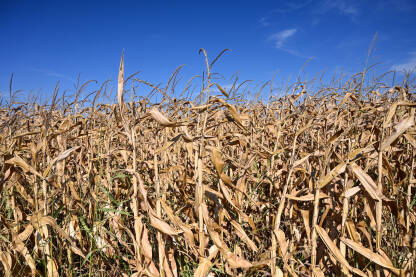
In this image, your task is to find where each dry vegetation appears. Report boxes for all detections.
[1,50,416,276]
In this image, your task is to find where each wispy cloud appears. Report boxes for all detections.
[391,51,416,71]
[30,68,76,83]
[268,29,315,59]
[259,16,270,27]
[260,1,312,27]
[278,48,316,60]
[376,0,415,13]
[317,0,359,17]
[268,28,297,48]
[274,0,313,13]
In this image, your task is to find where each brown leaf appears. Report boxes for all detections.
[381,116,414,151]
[210,147,225,174]
[29,214,85,258]
[141,226,153,260]
[225,251,253,268]
[215,83,229,98]
[404,133,416,148]
[293,154,311,167]
[43,146,80,177]
[296,119,313,137]
[328,129,343,144]
[163,256,174,277]
[160,199,196,249]
[13,241,36,276]
[317,162,346,189]
[231,220,258,252]
[315,225,366,277]
[383,100,416,128]
[214,98,246,129]
[193,258,212,277]
[273,228,288,258]
[286,192,329,201]
[149,108,181,127]
[6,155,43,179]
[118,52,125,113]
[0,251,12,276]
[149,213,183,236]
[349,162,384,201]
[340,237,400,275]
[344,186,361,198]
[167,248,178,277]
[300,209,311,244]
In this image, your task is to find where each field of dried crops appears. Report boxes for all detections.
[1,52,416,276]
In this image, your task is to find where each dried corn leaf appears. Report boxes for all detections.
[340,237,400,275]
[149,108,179,127]
[317,162,346,189]
[160,199,196,248]
[384,100,416,128]
[5,155,43,179]
[381,116,414,151]
[225,251,253,268]
[194,258,212,277]
[29,214,85,258]
[315,225,366,277]
[43,146,80,177]
[163,256,174,277]
[404,133,416,148]
[231,220,258,252]
[215,98,246,129]
[14,241,36,276]
[15,224,34,242]
[300,209,311,244]
[210,147,225,174]
[338,92,353,107]
[349,162,384,201]
[346,220,361,242]
[273,228,288,257]
[215,83,229,98]
[149,213,183,236]
[167,249,178,277]
[286,192,329,201]
[0,251,12,276]
[296,119,313,137]
[328,129,343,144]
[141,226,153,260]
[117,52,125,113]
[293,154,311,167]
[344,186,361,198]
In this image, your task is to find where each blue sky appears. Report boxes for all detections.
[1,0,415,102]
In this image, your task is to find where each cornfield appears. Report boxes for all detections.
[1,50,416,276]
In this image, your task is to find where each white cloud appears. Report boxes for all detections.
[30,68,76,83]
[260,16,270,27]
[376,0,415,13]
[281,48,316,60]
[268,28,297,48]
[268,28,315,59]
[391,52,416,71]
[274,0,313,13]
[317,0,359,17]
